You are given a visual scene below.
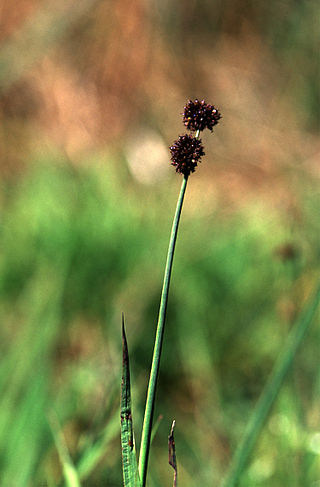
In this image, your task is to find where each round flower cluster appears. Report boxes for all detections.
[170,134,205,176]
[169,99,221,177]
[183,99,221,132]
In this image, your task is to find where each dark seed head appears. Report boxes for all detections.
[170,134,205,176]
[183,99,221,132]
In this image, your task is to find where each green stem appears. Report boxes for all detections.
[138,175,188,487]
[222,282,320,487]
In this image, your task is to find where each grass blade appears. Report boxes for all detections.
[168,420,177,487]
[150,414,163,445]
[76,410,119,481]
[222,282,320,487]
[121,315,141,487]
[49,412,81,487]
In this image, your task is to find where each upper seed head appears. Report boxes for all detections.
[183,99,221,132]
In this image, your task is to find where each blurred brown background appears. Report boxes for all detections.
[1,0,318,189]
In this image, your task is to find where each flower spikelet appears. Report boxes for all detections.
[170,134,205,176]
[183,99,221,132]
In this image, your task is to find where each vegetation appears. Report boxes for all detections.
[0,155,319,485]
[0,1,319,485]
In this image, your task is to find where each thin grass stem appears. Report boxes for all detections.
[138,175,188,487]
[222,282,320,487]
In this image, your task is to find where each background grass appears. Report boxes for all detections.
[0,0,319,485]
[0,155,319,486]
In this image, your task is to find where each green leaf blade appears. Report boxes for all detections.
[121,315,141,487]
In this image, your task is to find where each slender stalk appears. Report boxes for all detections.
[222,282,320,487]
[138,175,188,487]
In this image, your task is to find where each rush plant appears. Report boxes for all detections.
[120,99,221,487]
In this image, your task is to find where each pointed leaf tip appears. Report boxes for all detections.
[122,312,127,347]
[121,313,130,419]
[122,313,129,365]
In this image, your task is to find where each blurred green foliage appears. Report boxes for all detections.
[0,153,319,486]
